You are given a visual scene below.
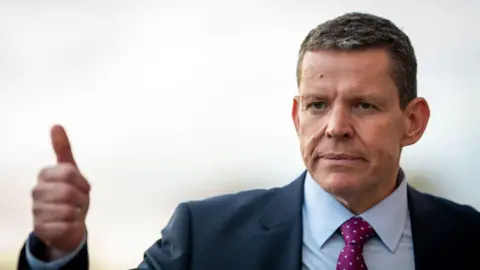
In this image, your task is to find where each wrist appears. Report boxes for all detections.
[41,227,87,262]
[44,247,70,261]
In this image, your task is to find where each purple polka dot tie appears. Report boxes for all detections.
[336,217,376,270]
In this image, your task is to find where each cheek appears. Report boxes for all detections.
[299,114,325,135]
[298,116,326,166]
[360,120,402,164]
[298,117,323,145]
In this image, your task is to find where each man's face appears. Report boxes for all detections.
[292,49,425,202]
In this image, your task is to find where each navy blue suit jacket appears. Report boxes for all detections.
[18,171,480,269]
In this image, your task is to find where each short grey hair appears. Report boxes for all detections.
[296,12,417,109]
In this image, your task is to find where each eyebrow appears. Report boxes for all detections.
[296,94,328,101]
[297,93,386,104]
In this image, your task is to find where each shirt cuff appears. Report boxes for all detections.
[25,232,87,270]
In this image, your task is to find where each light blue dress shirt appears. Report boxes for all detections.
[27,171,415,269]
[302,171,415,270]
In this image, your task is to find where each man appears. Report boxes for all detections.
[18,12,480,270]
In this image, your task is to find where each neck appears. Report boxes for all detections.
[335,171,400,215]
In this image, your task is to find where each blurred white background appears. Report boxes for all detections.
[1,0,479,268]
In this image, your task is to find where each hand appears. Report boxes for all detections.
[31,125,91,260]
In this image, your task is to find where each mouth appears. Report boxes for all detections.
[319,153,361,160]
[316,153,365,165]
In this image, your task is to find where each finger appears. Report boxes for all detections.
[32,182,88,207]
[51,125,77,168]
[34,220,83,244]
[33,202,82,222]
[38,164,90,193]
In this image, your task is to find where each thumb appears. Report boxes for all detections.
[50,125,78,167]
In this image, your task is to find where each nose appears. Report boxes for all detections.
[325,106,354,139]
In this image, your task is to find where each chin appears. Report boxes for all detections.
[313,171,364,196]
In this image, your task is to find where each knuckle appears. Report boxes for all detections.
[32,203,41,216]
[33,205,50,223]
[31,185,44,200]
[31,186,38,199]
[37,166,52,182]
[33,222,45,234]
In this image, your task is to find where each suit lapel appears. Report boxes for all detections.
[407,186,459,270]
[250,172,306,270]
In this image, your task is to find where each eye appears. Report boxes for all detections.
[308,102,328,110]
[354,102,375,110]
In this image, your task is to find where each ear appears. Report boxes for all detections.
[292,96,300,135]
[400,97,430,147]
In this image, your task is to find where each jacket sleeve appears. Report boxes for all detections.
[17,203,192,270]
[17,232,89,270]
[136,203,192,270]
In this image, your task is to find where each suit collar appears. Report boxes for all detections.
[251,172,305,270]
[258,171,306,230]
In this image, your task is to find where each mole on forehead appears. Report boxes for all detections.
[302,60,385,82]
[302,63,327,79]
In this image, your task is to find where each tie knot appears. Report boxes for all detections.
[340,217,375,247]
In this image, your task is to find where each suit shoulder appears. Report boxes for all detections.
[179,185,282,230]
[187,186,280,212]
[411,188,480,225]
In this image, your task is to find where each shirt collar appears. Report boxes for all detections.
[303,168,409,253]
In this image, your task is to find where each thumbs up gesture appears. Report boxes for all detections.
[32,125,90,260]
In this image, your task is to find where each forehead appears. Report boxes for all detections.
[299,49,397,97]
